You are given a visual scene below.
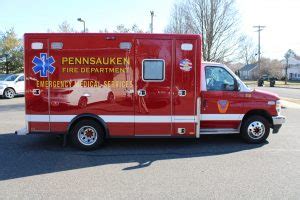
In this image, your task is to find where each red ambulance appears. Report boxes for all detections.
[18,33,285,150]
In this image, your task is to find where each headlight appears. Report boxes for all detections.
[276,100,282,115]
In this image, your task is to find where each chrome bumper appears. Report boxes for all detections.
[272,115,286,125]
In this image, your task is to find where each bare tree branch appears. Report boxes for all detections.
[165,0,240,62]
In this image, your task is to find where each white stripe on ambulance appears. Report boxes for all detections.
[25,114,244,123]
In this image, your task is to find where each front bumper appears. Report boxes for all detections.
[273,115,286,125]
[272,115,286,133]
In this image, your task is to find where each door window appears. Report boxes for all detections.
[205,66,235,91]
[17,76,24,82]
[142,59,165,81]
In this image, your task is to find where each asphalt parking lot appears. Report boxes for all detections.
[0,89,299,199]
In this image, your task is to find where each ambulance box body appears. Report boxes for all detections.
[20,33,285,150]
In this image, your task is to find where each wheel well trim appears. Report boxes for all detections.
[4,87,16,93]
[241,109,273,127]
[67,113,110,137]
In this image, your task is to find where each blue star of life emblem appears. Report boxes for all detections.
[32,53,55,77]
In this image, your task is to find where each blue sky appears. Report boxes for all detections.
[0,0,174,33]
[1,0,300,60]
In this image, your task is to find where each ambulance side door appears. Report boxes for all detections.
[26,38,50,132]
[134,38,172,136]
[173,39,197,136]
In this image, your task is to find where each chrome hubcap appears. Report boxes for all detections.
[5,89,14,98]
[77,126,98,146]
[247,121,265,139]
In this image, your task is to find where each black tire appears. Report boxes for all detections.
[4,88,15,99]
[70,119,105,150]
[241,115,270,143]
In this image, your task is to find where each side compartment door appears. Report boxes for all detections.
[173,40,197,136]
[26,39,50,132]
[134,39,172,136]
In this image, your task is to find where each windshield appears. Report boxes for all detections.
[4,74,18,81]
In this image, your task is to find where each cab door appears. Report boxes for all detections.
[134,38,172,136]
[201,65,244,130]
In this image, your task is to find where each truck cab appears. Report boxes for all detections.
[201,62,285,143]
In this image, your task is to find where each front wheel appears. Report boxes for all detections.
[4,88,15,99]
[241,115,270,143]
[70,120,105,150]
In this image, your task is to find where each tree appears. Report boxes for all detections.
[225,61,243,75]
[259,58,283,79]
[165,0,241,62]
[238,35,257,65]
[57,21,76,33]
[165,2,193,34]
[113,24,143,33]
[99,28,109,33]
[0,28,23,74]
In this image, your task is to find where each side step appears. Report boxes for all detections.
[200,128,240,135]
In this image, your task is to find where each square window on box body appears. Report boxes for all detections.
[142,59,165,82]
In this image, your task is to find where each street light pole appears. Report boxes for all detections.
[253,25,266,76]
[77,18,86,33]
[150,11,154,33]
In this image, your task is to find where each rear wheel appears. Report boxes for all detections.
[70,120,105,150]
[241,115,270,143]
[4,88,15,99]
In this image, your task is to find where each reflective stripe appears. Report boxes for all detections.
[25,114,244,123]
[201,114,244,121]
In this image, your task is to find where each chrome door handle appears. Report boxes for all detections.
[137,89,146,96]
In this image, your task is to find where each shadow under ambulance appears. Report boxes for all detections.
[0,133,266,181]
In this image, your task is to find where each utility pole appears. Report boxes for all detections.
[150,11,154,33]
[253,25,266,77]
